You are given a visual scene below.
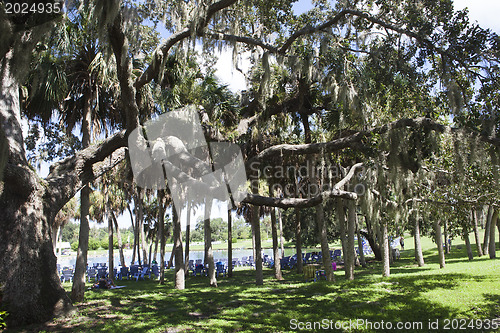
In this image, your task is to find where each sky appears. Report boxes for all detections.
[28,0,500,230]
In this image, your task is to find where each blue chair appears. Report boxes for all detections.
[151,265,159,279]
[215,262,226,277]
[129,265,139,279]
[193,264,206,276]
[60,267,73,283]
[118,267,129,280]
[97,267,108,279]
[133,267,149,281]
[87,268,97,282]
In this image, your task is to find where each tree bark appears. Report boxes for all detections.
[251,175,263,285]
[172,203,184,289]
[463,225,473,261]
[128,204,137,265]
[345,200,358,280]
[227,207,233,278]
[317,203,335,281]
[295,209,303,274]
[111,211,126,267]
[108,213,114,281]
[271,207,283,280]
[336,198,347,262]
[158,190,166,284]
[360,217,382,261]
[489,209,498,259]
[483,205,492,255]
[184,201,191,277]
[471,208,483,257]
[414,218,425,267]
[0,59,73,326]
[356,216,366,268]
[71,89,92,302]
[204,199,217,287]
[278,207,285,259]
[434,219,445,269]
[381,221,390,277]
[443,219,450,254]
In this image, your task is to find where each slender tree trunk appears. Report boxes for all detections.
[204,199,217,287]
[483,205,492,255]
[434,219,445,269]
[356,218,366,268]
[153,230,159,265]
[185,201,191,277]
[345,200,358,280]
[381,221,390,277]
[489,209,498,259]
[278,207,285,259]
[317,203,335,281]
[463,225,473,261]
[228,208,233,278]
[110,211,126,267]
[250,175,263,285]
[108,214,114,281]
[472,208,483,257]
[363,216,382,261]
[414,218,425,267]
[158,190,166,284]
[295,209,303,274]
[128,205,136,265]
[336,198,347,262]
[71,90,92,302]
[271,207,283,280]
[443,219,450,254]
[172,203,184,289]
[139,195,147,265]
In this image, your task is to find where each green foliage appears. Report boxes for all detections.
[70,242,78,252]
[88,238,99,251]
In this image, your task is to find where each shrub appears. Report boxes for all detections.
[88,238,100,251]
[232,238,238,244]
[70,242,79,251]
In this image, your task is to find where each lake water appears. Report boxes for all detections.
[56,248,278,269]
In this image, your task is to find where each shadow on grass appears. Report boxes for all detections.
[9,250,500,333]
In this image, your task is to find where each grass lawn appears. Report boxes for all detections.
[10,234,500,333]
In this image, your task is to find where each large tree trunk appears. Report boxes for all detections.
[185,201,191,277]
[295,209,303,274]
[158,190,166,284]
[0,60,73,326]
[172,204,184,289]
[489,209,498,259]
[414,218,425,267]
[71,90,92,302]
[434,219,445,269]
[204,199,217,287]
[110,211,126,267]
[271,207,283,280]
[380,221,390,277]
[227,208,233,278]
[483,205,492,256]
[317,203,334,281]
[471,208,483,257]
